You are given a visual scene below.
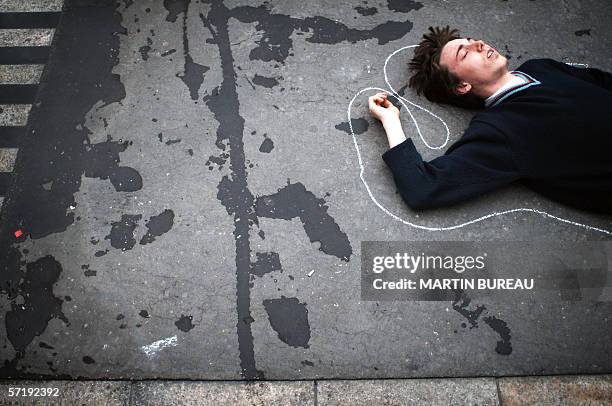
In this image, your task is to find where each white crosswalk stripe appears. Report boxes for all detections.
[0,1,63,212]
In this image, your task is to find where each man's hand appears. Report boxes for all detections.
[368,92,400,124]
[368,92,406,149]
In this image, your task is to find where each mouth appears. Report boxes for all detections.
[487,49,494,59]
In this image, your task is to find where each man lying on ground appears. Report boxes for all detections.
[369,26,612,213]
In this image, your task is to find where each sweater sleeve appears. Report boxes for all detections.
[381,122,520,210]
[545,58,612,91]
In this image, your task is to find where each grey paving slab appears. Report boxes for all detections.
[0,380,130,405]
[0,0,63,12]
[0,65,43,84]
[317,378,499,406]
[0,29,54,47]
[0,104,29,126]
[0,0,610,381]
[131,380,315,406]
[498,375,612,406]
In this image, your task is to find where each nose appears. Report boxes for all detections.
[473,40,485,52]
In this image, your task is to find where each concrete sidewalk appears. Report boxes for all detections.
[0,375,611,405]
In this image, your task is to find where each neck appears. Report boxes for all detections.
[474,71,515,99]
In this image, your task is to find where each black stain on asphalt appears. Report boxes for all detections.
[83,140,142,192]
[82,356,95,364]
[175,314,195,332]
[105,214,142,250]
[574,29,591,36]
[335,118,369,135]
[94,249,109,257]
[39,342,54,350]
[252,74,279,88]
[355,6,378,16]
[165,0,210,100]
[139,37,153,60]
[483,316,512,355]
[165,138,182,145]
[255,182,352,261]
[386,0,423,13]
[452,291,512,355]
[5,256,68,357]
[229,5,415,64]
[258,136,274,153]
[301,360,314,366]
[161,48,176,57]
[82,264,97,277]
[251,252,282,277]
[139,209,175,245]
[201,0,411,379]
[139,310,150,318]
[263,297,311,348]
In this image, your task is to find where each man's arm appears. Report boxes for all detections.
[368,92,520,210]
[380,121,520,210]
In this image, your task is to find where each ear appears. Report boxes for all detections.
[455,81,472,95]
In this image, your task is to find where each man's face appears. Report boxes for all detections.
[439,37,508,95]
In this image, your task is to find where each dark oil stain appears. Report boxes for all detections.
[139,37,153,60]
[165,138,182,145]
[227,4,416,64]
[158,133,163,142]
[187,148,194,156]
[483,316,512,355]
[82,264,97,277]
[258,136,274,153]
[575,29,591,36]
[386,0,423,13]
[161,48,177,57]
[250,252,282,277]
[355,6,378,16]
[301,360,314,366]
[139,310,150,318]
[252,74,279,88]
[263,297,310,348]
[105,214,142,250]
[165,0,210,100]
[82,356,95,364]
[94,249,109,257]
[175,314,195,332]
[255,182,352,261]
[83,140,143,192]
[453,291,512,355]
[202,0,410,379]
[139,209,175,245]
[335,118,369,135]
[5,256,68,357]
[205,152,229,170]
[39,342,54,350]
[116,313,125,320]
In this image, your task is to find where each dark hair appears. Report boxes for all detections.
[408,26,483,109]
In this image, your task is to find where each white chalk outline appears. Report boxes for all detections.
[141,335,178,358]
[347,45,612,236]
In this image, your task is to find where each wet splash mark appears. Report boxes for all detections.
[255,182,352,261]
[105,214,142,251]
[140,209,175,245]
[574,29,591,36]
[0,0,133,377]
[258,134,274,153]
[335,118,369,135]
[263,297,311,348]
[200,0,414,379]
[165,0,210,100]
[355,6,378,16]
[386,0,423,13]
[5,256,69,357]
[250,252,282,277]
[205,152,229,170]
[139,37,152,60]
[483,316,512,355]
[252,74,279,88]
[175,314,195,332]
[452,291,512,355]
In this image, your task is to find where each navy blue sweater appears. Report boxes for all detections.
[382,59,612,213]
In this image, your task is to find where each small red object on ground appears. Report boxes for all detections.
[14,229,23,238]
